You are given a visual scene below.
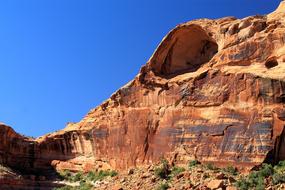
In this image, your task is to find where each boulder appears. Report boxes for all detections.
[206,179,224,189]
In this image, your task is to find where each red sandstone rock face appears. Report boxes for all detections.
[0,124,36,172]
[2,2,285,175]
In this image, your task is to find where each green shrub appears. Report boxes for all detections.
[58,170,84,182]
[79,181,93,190]
[236,169,267,190]
[188,160,199,169]
[156,182,169,190]
[248,171,265,189]
[109,170,118,177]
[258,163,273,178]
[274,160,285,174]
[154,166,169,179]
[276,160,285,168]
[70,172,83,182]
[55,169,118,190]
[223,166,238,176]
[97,170,110,180]
[235,162,285,190]
[154,159,170,179]
[86,171,96,181]
[98,170,117,178]
[272,173,285,185]
[58,170,72,181]
[237,174,264,190]
[255,176,265,190]
[161,158,169,168]
[235,177,250,190]
[86,170,118,182]
[58,169,118,184]
[205,163,217,170]
[170,166,185,177]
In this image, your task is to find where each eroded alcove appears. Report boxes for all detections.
[149,25,218,77]
[265,58,278,69]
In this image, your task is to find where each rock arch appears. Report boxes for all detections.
[149,24,218,77]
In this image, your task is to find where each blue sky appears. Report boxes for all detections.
[0,0,281,137]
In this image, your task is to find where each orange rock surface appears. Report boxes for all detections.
[1,1,285,176]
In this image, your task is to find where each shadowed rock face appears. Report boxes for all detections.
[1,2,285,177]
[0,124,34,172]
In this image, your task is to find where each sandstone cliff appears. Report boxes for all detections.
[1,1,285,180]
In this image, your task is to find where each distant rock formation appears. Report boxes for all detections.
[1,1,285,181]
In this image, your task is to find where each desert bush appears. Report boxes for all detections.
[156,182,169,190]
[86,171,96,181]
[97,170,117,179]
[170,166,185,177]
[55,169,118,190]
[272,173,285,185]
[188,160,199,169]
[154,166,169,179]
[274,160,285,174]
[71,172,84,182]
[58,170,84,182]
[58,170,71,180]
[161,158,169,167]
[86,170,118,182]
[109,170,118,177]
[258,163,273,178]
[235,177,250,190]
[154,159,170,179]
[222,166,238,176]
[235,174,264,190]
[255,180,265,190]
[248,172,265,189]
[235,164,273,190]
[78,181,93,190]
[205,163,218,170]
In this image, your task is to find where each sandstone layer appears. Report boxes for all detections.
[1,1,285,180]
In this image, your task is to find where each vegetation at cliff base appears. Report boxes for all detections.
[235,161,285,190]
[54,169,118,190]
[54,160,285,190]
[154,158,186,180]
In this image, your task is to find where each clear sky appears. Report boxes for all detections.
[0,0,281,137]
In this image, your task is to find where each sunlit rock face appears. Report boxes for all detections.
[1,2,285,175]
